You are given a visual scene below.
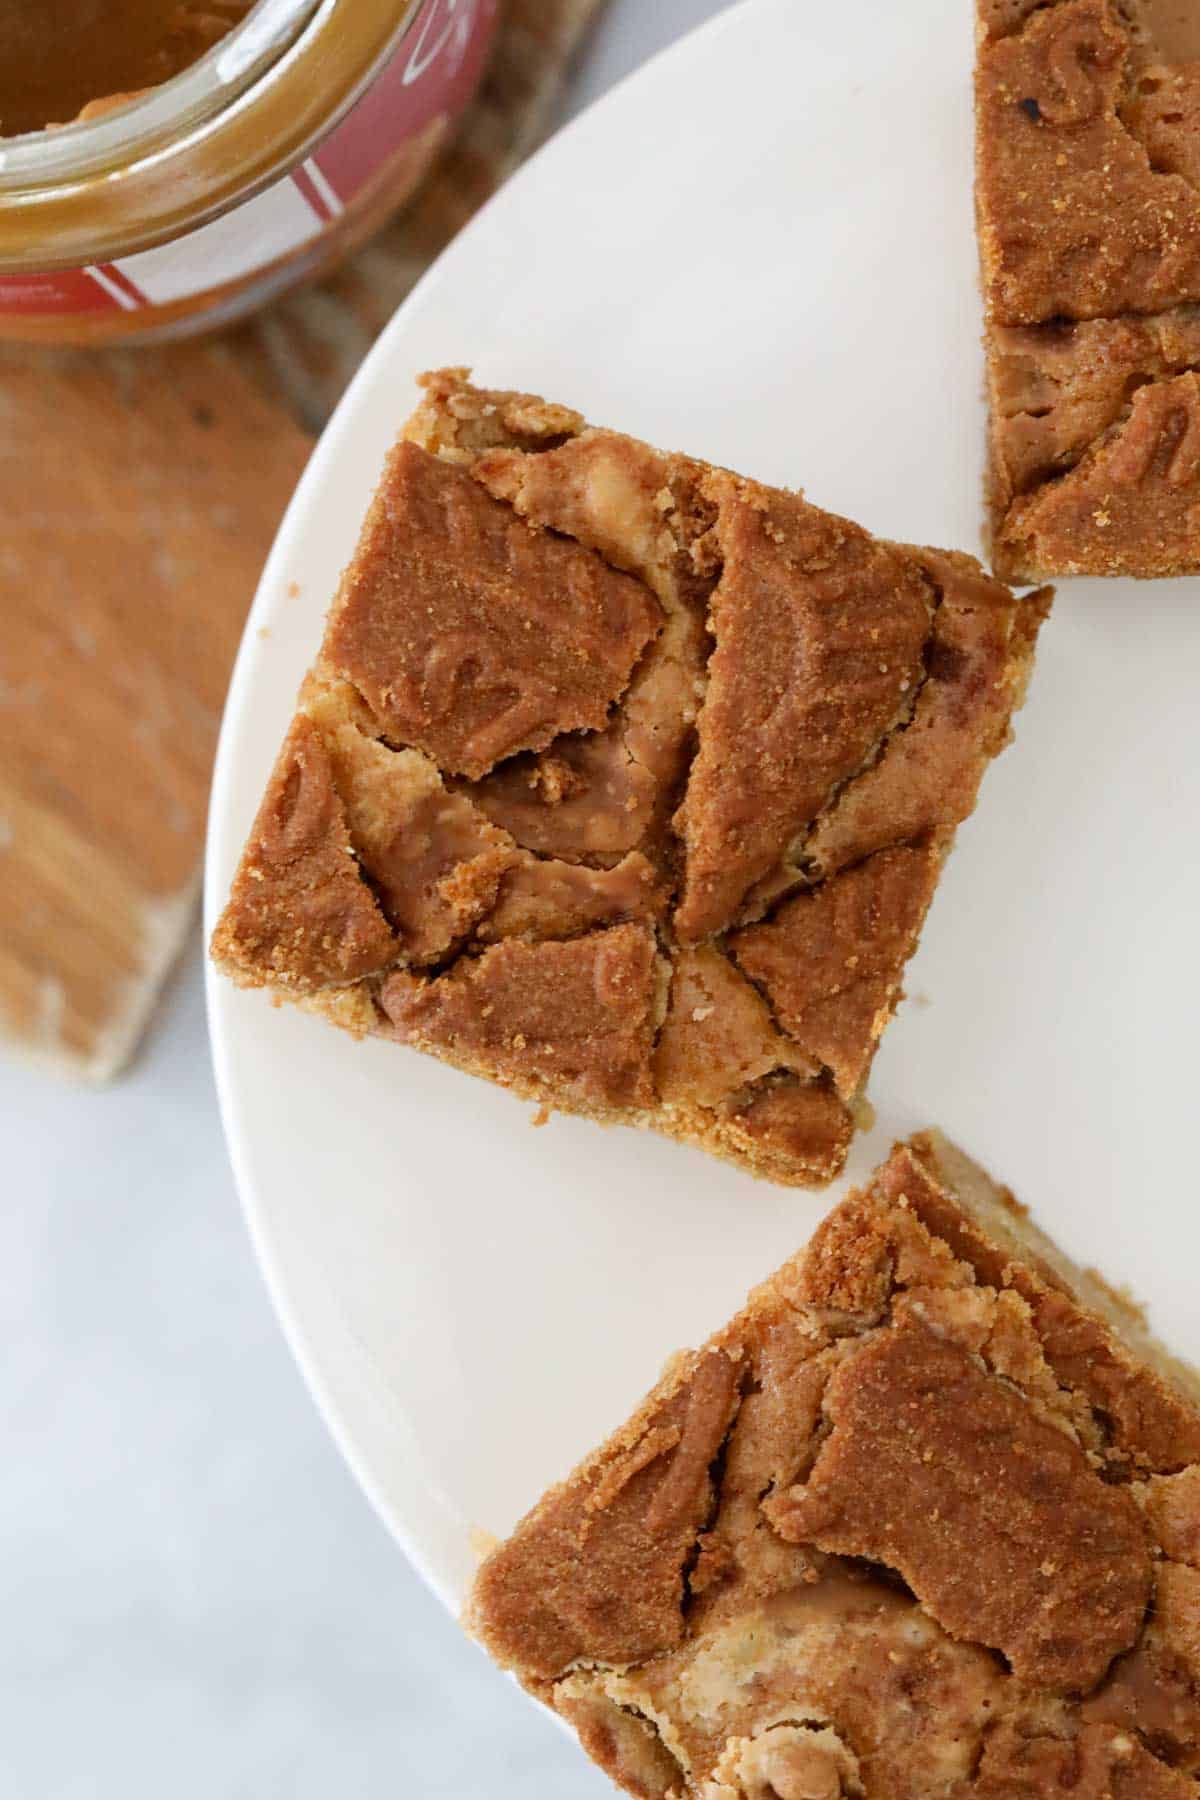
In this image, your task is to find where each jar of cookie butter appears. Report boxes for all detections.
[0,0,498,344]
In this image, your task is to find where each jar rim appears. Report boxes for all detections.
[0,0,322,190]
[0,0,428,269]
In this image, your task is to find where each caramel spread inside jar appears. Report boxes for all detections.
[0,1,251,135]
[0,0,501,346]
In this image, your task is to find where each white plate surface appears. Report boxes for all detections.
[206,0,1200,1614]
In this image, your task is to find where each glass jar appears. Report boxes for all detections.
[0,0,499,345]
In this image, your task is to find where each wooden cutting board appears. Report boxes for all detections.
[0,0,604,1081]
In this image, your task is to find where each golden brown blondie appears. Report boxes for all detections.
[470,1131,1200,1798]
[978,0,1200,578]
[212,372,1049,1185]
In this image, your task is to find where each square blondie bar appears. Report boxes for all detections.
[470,1130,1200,1799]
[978,0,1200,578]
[212,372,1049,1185]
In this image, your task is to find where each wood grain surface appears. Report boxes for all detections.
[0,0,604,1080]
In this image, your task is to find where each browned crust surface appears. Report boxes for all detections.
[321,440,661,780]
[977,0,1200,327]
[467,1131,1200,1798]
[729,845,941,1100]
[212,371,1049,1185]
[993,359,1200,578]
[378,924,663,1112]
[670,471,933,943]
[977,0,1200,576]
[210,717,397,993]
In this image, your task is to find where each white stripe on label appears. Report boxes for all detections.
[302,158,344,218]
[86,265,141,311]
[113,177,324,306]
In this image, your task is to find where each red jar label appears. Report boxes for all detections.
[0,0,498,320]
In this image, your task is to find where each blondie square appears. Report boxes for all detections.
[212,372,1049,1185]
[470,1131,1200,1799]
[978,0,1200,577]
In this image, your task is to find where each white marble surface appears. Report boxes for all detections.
[0,4,729,1795]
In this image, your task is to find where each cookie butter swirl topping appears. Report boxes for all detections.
[1032,7,1121,126]
[763,1322,1152,1693]
[977,0,1200,327]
